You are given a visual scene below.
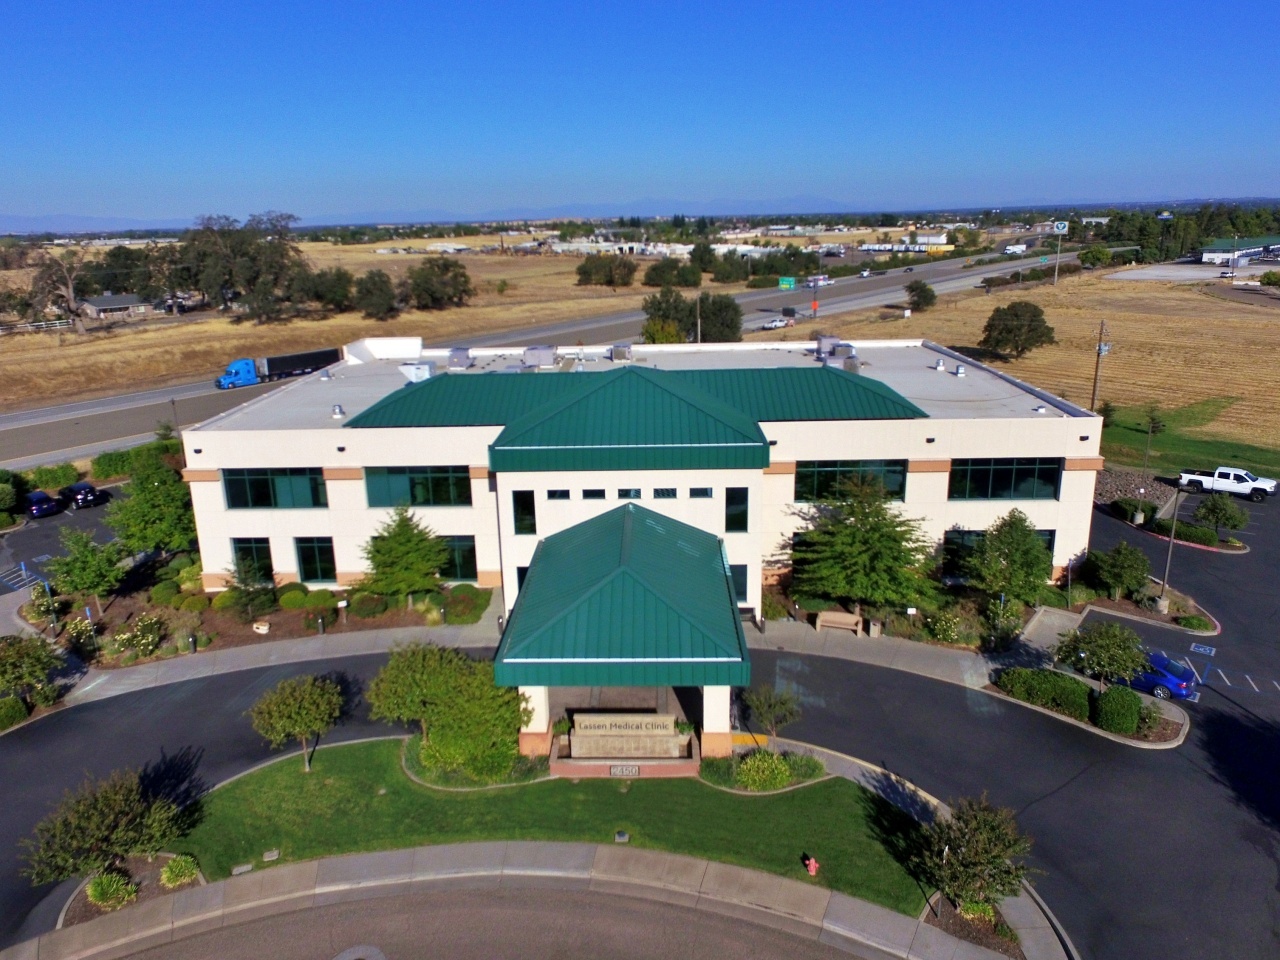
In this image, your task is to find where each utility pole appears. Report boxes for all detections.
[1160,489,1187,600]
[1089,319,1110,412]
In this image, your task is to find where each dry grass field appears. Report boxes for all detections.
[752,270,1280,450]
[0,249,746,408]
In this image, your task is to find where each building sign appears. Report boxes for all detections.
[575,713,676,735]
[610,765,641,777]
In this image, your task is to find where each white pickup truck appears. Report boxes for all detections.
[1179,466,1277,502]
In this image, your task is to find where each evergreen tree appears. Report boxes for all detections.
[359,506,450,598]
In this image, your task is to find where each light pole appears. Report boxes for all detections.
[1161,489,1188,600]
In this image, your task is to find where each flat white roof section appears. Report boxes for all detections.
[189,338,1093,434]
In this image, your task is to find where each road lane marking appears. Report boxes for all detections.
[1218,669,1232,686]
[1248,675,1260,691]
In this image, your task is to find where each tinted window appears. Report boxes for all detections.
[441,536,477,581]
[794,460,907,502]
[295,537,336,583]
[547,490,570,500]
[583,489,606,500]
[618,488,641,499]
[948,459,1062,501]
[512,490,536,534]
[725,487,748,532]
[689,488,713,499]
[224,468,328,509]
[365,466,472,507]
[653,488,677,499]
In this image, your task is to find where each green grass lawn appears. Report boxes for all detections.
[1102,398,1280,477]
[180,739,927,916]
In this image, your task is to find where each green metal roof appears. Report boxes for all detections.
[494,503,751,688]
[490,366,769,472]
[347,364,927,469]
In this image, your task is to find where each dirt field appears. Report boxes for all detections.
[749,269,1280,449]
[0,250,746,407]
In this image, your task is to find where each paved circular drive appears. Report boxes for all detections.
[126,888,858,960]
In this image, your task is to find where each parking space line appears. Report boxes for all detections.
[1182,659,1202,683]
[1218,669,1232,686]
[1247,675,1260,692]
[1273,680,1280,692]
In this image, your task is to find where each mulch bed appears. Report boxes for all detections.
[1085,595,1210,629]
[923,895,1026,959]
[61,854,198,928]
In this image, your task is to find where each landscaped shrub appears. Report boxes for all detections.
[735,750,793,791]
[1111,498,1159,524]
[278,590,310,610]
[442,584,492,624]
[115,613,166,657]
[90,449,134,480]
[1150,518,1219,547]
[31,463,78,490]
[0,512,14,529]
[276,582,309,600]
[85,872,137,911]
[168,555,194,572]
[925,611,963,644]
[699,756,737,788]
[303,608,337,632]
[180,595,210,613]
[350,593,388,619]
[746,275,781,288]
[160,854,200,889]
[0,696,30,731]
[1094,685,1141,736]
[995,668,1090,722]
[0,483,14,512]
[305,589,337,609]
[761,592,788,621]
[149,581,181,606]
[176,560,203,594]
[1176,614,1214,631]
[782,752,825,781]
[210,588,243,610]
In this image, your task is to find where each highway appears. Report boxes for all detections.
[0,252,1076,469]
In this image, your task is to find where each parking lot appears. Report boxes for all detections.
[1113,261,1277,282]
[1089,488,1280,717]
[0,499,115,597]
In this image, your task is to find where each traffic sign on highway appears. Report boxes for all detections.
[778,277,796,290]
[1052,221,1069,234]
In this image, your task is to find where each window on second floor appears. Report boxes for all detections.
[224,468,327,509]
[725,487,749,532]
[794,460,907,502]
[513,490,537,534]
[365,466,471,507]
[948,458,1062,501]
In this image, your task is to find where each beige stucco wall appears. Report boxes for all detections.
[184,409,1101,594]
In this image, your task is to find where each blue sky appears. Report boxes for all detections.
[0,0,1274,223]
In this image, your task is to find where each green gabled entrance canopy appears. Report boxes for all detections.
[489,366,769,472]
[494,503,751,688]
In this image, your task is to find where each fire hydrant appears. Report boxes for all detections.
[804,856,820,877]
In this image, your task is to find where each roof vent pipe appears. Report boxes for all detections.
[1034,405,1047,414]
[955,364,966,377]
[331,404,345,419]
[934,358,945,371]
[319,369,332,381]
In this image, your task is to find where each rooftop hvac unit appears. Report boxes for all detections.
[399,362,435,383]
[955,364,966,377]
[817,335,840,357]
[611,343,633,362]
[843,358,860,374]
[832,344,854,358]
[524,345,556,368]
[447,348,473,370]
[934,358,946,371]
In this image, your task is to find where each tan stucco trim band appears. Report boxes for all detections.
[469,465,491,480]
[322,467,364,481]
[1063,457,1105,471]
[181,469,221,483]
[763,461,796,475]
[476,570,503,588]
[907,459,951,473]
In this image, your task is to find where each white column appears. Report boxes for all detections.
[702,685,731,733]
[519,685,550,732]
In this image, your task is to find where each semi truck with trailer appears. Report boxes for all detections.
[216,347,343,389]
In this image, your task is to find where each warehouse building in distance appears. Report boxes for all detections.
[1199,235,1280,265]
[181,336,1103,758]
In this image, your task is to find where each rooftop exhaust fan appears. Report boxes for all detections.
[331,404,345,419]
[955,364,966,377]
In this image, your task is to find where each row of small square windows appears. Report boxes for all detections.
[546,488,712,501]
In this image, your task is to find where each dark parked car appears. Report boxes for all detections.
[24,491,63,519]
[1118,652,1198,700]
[58,482,109,509]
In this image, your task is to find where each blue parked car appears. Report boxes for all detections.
[24,491,63,519]
[1119,652,1198,700]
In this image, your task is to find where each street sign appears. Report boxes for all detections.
[778,277,796,290]
[1039,256,1049,263]
[1190,643,1216,656]
[1052,221,1069,234]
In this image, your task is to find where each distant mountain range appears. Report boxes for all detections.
[3,197,1278,236]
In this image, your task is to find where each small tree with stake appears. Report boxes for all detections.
[45,529,126,618]
[248,675,344,772]
[1087,540,1151,600]
[1193,492,1248,540]
[913,794,1031,916]
[905,280,936,312]
[1054,621,1148,690]
[742,687,801,748]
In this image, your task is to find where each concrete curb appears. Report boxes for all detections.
[3,841,1039,960]
[1080,601,1220,637]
